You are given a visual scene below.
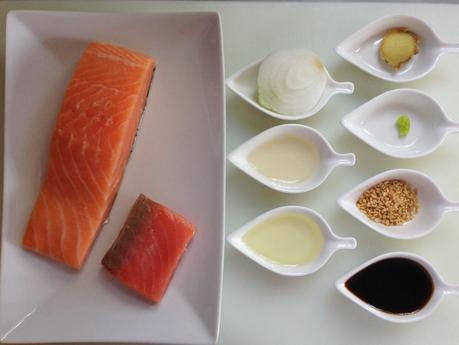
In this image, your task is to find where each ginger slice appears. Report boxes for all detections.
[380,28,419,69]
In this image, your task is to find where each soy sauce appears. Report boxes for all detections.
[345,257,434,314]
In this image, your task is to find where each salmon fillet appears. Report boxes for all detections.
[102,194,196,303]
[22,42,156,269]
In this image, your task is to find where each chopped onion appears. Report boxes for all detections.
[257,49,327,115]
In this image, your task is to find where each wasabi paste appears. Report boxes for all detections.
[396,115,411,137]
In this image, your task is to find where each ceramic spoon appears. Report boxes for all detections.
[228,124,356,193]
[227,206,357,276]
[336,15,459,82]
[336,252,459,322]
[338,169,459,239]
[341,88,459,158]
[226,56,354,120]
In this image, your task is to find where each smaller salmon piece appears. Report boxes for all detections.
[102,194,196,303]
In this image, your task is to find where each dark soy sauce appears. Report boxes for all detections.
[345,257,434,314]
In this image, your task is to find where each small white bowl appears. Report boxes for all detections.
[336,252,459,323]
[227,206,357,276]
[341,88,459,159]
[338,169,459,239]
[336,15,459,83]
[226,55,354,120]
[228,124,356,193]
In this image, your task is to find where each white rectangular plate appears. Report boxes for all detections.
[1,10,225,344]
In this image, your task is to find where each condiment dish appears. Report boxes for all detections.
[338,169,459,239]
[228,124,356,193]
[227,206,357,276]
[341,88,459,158]
[336,252,459,323]
[226,56,354,120]
[336,15,459,82]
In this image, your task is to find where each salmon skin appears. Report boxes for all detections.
[22,42,156,269]
[102,194,196,303]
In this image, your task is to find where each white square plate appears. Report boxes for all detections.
[1,10,225,344]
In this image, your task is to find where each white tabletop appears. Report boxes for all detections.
[2,1,459,345]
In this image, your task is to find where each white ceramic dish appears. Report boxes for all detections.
[336,15,459,83]
[341,88,459,159]
[1,10,225,344]
[227,206,357,276]
[226,55,354,120]
[338,169,459,239]
[336,252,459,323]
[228,124,356,193]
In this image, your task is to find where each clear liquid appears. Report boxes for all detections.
[242,213,324,266]
[247,135,318,184]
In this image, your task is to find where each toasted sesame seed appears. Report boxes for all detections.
[356,179,419,226]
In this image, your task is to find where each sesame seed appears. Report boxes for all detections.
[356,179,419,226]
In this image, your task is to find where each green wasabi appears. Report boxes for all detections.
[396,115,411,137]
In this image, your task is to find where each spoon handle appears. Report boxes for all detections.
[443,200,459,213]
[441,43,459,55]
[445,121,459,134]
[444,284,459,296]
[335,153,356,167]
[333,81,355,95]
[335,237,357,250]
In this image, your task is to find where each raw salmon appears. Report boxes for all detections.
[22,42,155,269]
[102,194,196,303]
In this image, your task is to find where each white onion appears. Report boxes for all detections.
[257,49,327,115]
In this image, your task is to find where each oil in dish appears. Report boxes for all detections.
[242,212,324,266]
[248,135,318,184]
[345,257,434,314]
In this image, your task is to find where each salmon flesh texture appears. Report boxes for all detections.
[102,194,196,303]
[22,42,156,269]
